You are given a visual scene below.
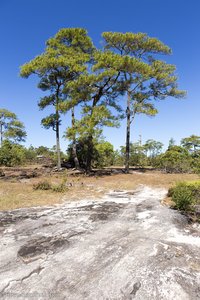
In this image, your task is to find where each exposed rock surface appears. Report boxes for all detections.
[0,186,200,299]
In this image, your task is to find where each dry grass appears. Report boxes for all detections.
[0,181,63,210]
[87,171,199,190]
[0,167,199,211]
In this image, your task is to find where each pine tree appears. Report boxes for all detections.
[102,32,186,173]
[20,28,93,170]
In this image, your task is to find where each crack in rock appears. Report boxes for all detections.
[0,266,44,294]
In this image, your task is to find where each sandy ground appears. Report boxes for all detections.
[0,186,200,299]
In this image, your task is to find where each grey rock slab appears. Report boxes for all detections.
[0,186,200,299]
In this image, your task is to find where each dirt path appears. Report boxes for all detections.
[0,186,200,299]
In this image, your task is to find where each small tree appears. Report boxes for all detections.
[95,141,114,167]
[168,137,176,148]
[0,109,26,146]
[144,139,163,158]
[120,142,147,167]
[181,135,200,153]
[159,146,192,173]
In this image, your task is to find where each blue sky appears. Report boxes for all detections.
[1,0,200,151]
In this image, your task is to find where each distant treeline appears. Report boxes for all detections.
[1,135,200,174]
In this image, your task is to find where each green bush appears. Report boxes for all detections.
[190,156,200,174]
[67,138,115,169]
[33,180,52,190]
[52,183,67,193]
[169,181,200,211]
[95,141,115,167]
[33,180,68,193]
[0,140,26,166]
[159,146,192,173]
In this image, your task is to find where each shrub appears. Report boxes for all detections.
[33,180,52,190]
[52,183,67,193]
[169,181,200,211]
[190,157,200,174]
[170,183,193,210]
[33,180,68,193]
[159,147,192,173]
[0,140,26,166]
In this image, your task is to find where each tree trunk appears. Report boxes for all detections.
[71,107,80,169]
[125,89,131,173]
[56,111,61,170]
[85,98,97,173]
[86,135,93,173]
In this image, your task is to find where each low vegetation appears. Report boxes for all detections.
[33,180,68,193]
[0,165,199,211]
[33,180,52,191]
[168,181,200,222]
